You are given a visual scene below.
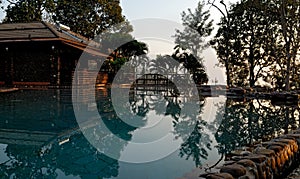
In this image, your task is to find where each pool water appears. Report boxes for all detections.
[0,88,299,178]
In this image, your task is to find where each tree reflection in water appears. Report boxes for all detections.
[214,97,300,156]
[1,89,299,177]
[1,134,119,178]
[0,89,131,178]
[128,80,212,167]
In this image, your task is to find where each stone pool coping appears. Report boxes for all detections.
[199,129,300,179]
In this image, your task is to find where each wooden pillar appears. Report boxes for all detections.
[50,55,55,85]
[4,48,13,86]
[57,56,61,86]
[10,57,14,84]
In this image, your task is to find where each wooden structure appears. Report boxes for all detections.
[0,22,107,87]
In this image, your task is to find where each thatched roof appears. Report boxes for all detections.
[0,21,106,57]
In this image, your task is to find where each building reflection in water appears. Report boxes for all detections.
[0,89,122,178]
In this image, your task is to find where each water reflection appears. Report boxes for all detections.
[214,97,300,156]
[0,134,119,178]
[0,89,299,178]
[127,83,210,166]
[0,90,121,178]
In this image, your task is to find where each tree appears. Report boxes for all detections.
[208,0,232,87]
[172,45,209,85]
[214,97,299,156]
[106,40,148,73]
[233,0,277,87]
[97,20,134,54]
[98,22,148,75]
[2,0,55,22]
[174,1,213,65]
[274,0,300,91]
[212,0,300,89]
[53,0,125,39]
[1,0,125,39]
[212,13,248,87]
[212,0,277,87]
[173,1,212,85]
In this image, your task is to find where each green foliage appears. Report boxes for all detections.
[212,0,300,90]
[98,20,134,54]
[53,0,124,39]
[114,40,148,59]
[173,0,212,85]
[95,19,149,74]
[3,0,55,22]
[172,45,208,84]
[174,1,213,61]
[1,0,125,38]
[104,40,148,73]
[270,0,300,91]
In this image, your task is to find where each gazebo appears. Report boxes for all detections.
[0,21,107,87]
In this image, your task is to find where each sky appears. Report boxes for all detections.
[0,0,239,85]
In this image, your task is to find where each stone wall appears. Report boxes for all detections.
[200,129,300,179]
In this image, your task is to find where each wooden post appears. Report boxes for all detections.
[57,56,61,86]
[4,49,13,86]
[10,57,14,84]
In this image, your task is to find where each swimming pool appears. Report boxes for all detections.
[0,88,299,178]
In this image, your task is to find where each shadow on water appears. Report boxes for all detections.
[0,87,299,178]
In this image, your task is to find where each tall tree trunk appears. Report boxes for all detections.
[280,0,291,91]
[249,16,255,87]
[249,36,255,87]
[225,62,230,87]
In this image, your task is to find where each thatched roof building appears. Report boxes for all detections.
[0,22,106,87]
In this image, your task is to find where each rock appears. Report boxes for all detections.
[236,159,259,179]
[228,150,251,159]
[284,134,300,152]
[267,142,289,166]
[263,141,287,149]
[286,167,300,179]
[205,173,234,179]
[223,160,236,166]
[253,147,275,157]
[274,138,296,145]
[273,138,296,157]
[267,145,283,153]
[236,159,256,168]
[252,147,277,174]
[220,164,247,177]
[204,129,300,179]
[243,154,267,163]
[280,137,299,152]
[241,154,268,178]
